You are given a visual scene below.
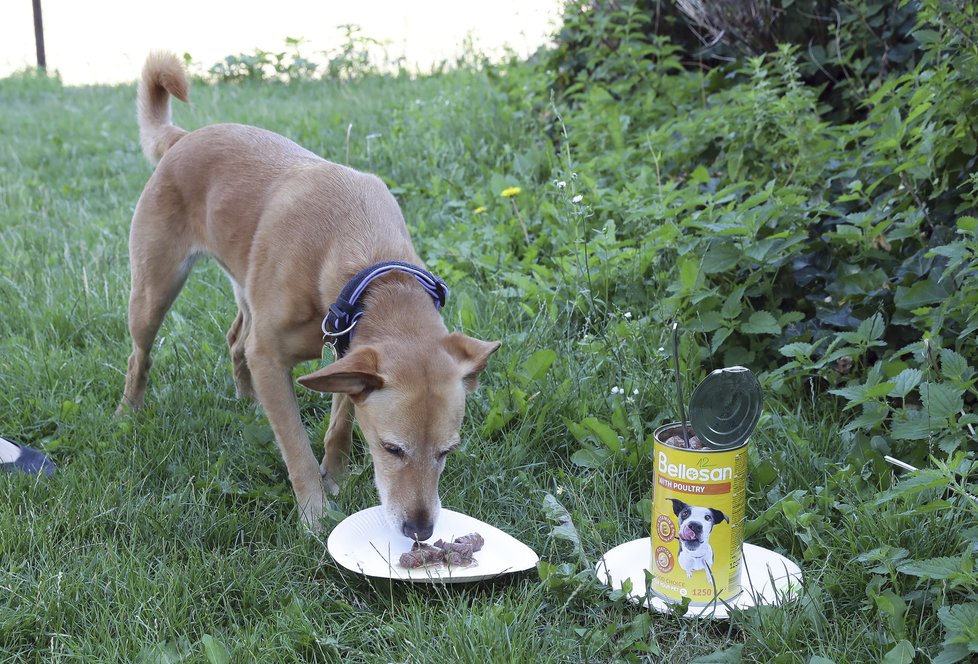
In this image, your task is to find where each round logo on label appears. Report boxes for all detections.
[655,515,676,542]
[654,546,674,573]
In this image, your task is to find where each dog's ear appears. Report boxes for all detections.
[297,346,383,402]
[444,334,501,393]
[667,498,688,517]
[710,508,729,524]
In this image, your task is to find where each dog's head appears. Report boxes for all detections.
[298,333,500,540]
[668,498,728,551]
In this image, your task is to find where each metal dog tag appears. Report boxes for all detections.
[688,366,762,450]
[321,341,338,368]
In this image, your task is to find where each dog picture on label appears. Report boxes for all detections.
[667,497,730,581]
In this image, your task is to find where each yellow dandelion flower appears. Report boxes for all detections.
[473,206,487,214]
[500,186,521,198]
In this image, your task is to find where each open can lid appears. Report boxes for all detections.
[688,366,762,449]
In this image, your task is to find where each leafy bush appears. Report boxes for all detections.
[545,0,921,120]
[207,37,318,83]
[492,0,977,457]
[205,28,395,84]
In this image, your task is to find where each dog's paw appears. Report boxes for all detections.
[321,469,341,497]
[114,398,140,416]
[298,500,327,533]
[302,514,328,534]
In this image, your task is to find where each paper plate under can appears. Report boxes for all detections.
[596,538,803,619]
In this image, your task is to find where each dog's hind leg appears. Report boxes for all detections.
[117,204,196,414]
[226,284,255,400]
[321,393,353,495]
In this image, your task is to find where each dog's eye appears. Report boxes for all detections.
[705,514,712,522]
[382,443,405,458]
[437,445,459,460]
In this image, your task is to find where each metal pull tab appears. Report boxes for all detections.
[688,366,763,449]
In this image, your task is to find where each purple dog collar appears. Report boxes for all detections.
[321,261,448,357]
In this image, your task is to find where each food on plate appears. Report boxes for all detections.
[398,532,485,568]
[451,532,485,550]
[398,542,445,568]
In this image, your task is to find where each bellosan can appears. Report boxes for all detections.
[649,367,761,605]
[650,423,748,604]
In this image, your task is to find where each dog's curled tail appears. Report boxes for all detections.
[137,51,190,164]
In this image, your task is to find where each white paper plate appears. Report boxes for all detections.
[327,506,539,583]
[596,539,803,619]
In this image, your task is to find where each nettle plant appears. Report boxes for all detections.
[623,39,976,460]
[773,314,977,460]
[855,449,978,664]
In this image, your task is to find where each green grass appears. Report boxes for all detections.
[0,62,970,663]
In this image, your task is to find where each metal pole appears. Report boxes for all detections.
[32,0,46,70]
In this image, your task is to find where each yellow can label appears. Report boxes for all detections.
[650,428,747,604]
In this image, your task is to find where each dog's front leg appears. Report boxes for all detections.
[321,393,354,495]
[247,346,326,528]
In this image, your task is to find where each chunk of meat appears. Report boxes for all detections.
[452,533,485,551]
[399,532,485,568]
[398,542,446,568]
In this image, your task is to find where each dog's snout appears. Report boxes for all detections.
[690,522,703,534]
[402,517,434,541]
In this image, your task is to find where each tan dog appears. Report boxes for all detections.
[118,52,500,538]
